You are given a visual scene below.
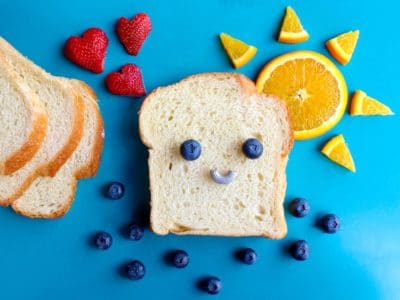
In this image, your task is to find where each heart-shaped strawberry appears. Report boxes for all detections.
[64,28,108,73]
[117,13,152,56]
[106,64,146,96]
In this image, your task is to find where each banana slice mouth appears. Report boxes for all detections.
[210,169,237,184]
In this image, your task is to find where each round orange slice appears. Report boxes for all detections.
[256,50,348,140]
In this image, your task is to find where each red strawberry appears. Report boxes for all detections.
[64,28,108,73]
[117,13,152,56]
[106,64,146,96]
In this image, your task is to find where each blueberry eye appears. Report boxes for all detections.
[243,138,263,159]
[180,139,201,161]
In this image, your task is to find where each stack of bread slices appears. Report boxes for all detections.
[0,37,104,218]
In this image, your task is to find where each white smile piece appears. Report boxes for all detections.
[210,169,237,184]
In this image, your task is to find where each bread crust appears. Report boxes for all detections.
[3,103,48,175]
[0,91,85,206]
[42,91,85,177]
[12,80,104,218]
[271,98,294,156]
[0,63,48,175]
[37,84,104,218]
[0,38,87,205]
[69,80,104,179]
[139,72,294,238]
[235,73,294,156]
[149,164,288,239]
[0,38,85,177]
[12,179,77,219]
[1,166,39,205]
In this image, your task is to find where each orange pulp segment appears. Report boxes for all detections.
[350,90,394,116]
[219,33,257,68]
[278,6,309,44]
[326,30,360,65]
[321,134,356,172]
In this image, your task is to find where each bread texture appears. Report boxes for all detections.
[12,79,104,218]
[139,73,293,239]
[0,37,85,205]
[0,57,48,175]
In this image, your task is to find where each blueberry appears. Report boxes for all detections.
[321,214,340,233]
[290,198,310,217]
[243,138,263,159]
[126,260,145,280]
[94,232,112,250]
[290,240,309,261]
[203,276,222,295]
[240,248,257,265]
[180,139,201,161]
[106,182,125,199]
[128,223,144,241]
[172,250,189,268]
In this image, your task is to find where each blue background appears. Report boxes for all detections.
[1,0,399,299]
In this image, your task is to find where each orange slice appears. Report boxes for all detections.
[256,50,348,140]
[350,90,394,116]
[219,33,257,68]
[326,30,359,65]
[321,134,355,172]
[278,6,309,44]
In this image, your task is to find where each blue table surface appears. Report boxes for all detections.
[1,0,400,299]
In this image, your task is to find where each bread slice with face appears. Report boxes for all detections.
[139,73,293,238]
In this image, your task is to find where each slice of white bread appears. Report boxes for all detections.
[0,58,48,175]
[12,79,104,218]
[139,73,293,238]
[0,37,85,205]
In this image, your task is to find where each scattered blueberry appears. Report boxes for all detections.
[106,181,125,199]
[290,240,309,261]
[321,214,340,233]
[290,198,310,217]
[180,139,201,161]
[202,276,222,295]
[172,250,189,268]
[239,248,257,265]
[126,260,146,280]
[128,223,144,241]
[94,232,112,250]
[243,138,263,159]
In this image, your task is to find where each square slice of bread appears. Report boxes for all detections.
[0,56,48,175]
[139,73,293,239]
[0,37,85,205]
[12,79,104,218]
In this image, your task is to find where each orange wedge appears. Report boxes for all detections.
[350,90,394,116]
[321,134,356,172]
[278,6,309,44]
[326,30,359,65]
[256,50,348,140]
[219,33,257,68]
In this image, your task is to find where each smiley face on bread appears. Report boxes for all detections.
[139,73,293,238]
